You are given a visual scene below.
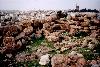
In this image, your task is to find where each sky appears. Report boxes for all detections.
[0,0,100,10]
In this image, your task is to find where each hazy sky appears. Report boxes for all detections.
[0,0,100,10]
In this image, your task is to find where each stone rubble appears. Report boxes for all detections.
[51,53,86,67]
[0,10,100,67]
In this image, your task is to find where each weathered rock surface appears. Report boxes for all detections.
[51,53,86,67]
[0,10,100,67]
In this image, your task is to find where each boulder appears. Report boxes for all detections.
[51,53,84,67]
[90,31,98,38]
[16,53,28,62]
[46,35,59,42]
[60,23,70,31]
[32,19,43,30]
[3,37,15,49]
[82,37,99,49]
[23,26,33,35]
[39,54,50,65]
[15,32,25,40]
[52,24,61,30]
[51,54,68,67]
[3,25,19,37]
[43,23,50,29]
[19,20,32,29]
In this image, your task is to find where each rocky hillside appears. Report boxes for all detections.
[0,11,100,67]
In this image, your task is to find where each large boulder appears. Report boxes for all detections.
[51,54,69,67]
[52,24,61,31]
[45,32,60,42]
[39,54,50,65]
[57,10,67,19]
[51,52,86,67]
[32,19,43,30]
[19,20,32,30]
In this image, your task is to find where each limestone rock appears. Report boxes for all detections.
[39,54,50,65]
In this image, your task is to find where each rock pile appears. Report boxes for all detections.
[0,19,43,54]
[51,52,86,67]
[41,12,100,51]
[0,10,100,67]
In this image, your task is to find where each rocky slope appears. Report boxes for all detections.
[0,10,100,67]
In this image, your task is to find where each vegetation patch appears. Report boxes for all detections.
[77,47,99,60]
